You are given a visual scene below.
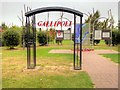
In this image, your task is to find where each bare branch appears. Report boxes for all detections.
[29,6,31,11]
[21,10,24,26]
[24,4,26,13]
[27,6,29,12]
[88,12,91,16]
[17,15,22,22]
[93,8,95,14]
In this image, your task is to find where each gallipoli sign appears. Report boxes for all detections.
[37,21,72,27]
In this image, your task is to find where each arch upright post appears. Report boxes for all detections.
[32,14,36,67]
[26,16,31,69]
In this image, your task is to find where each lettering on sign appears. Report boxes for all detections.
[37,21,72,27]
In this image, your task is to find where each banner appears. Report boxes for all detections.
[75,24,89,43]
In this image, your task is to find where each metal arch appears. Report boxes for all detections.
[25,6,83,70]
[56,17,71,22]
[25,6,83,17]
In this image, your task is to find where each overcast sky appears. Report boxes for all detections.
[0,0,119,30]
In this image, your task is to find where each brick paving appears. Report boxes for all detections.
[49,49,119,88]
[82,50,118,88]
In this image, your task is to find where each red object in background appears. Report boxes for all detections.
[71,48,94,52]
[58,31,61,36]
[0,27,3,32]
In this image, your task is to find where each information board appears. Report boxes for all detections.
[102,30,111,40]
[64,30,71,40]
[94,30,102,40]
[56,30,64,39]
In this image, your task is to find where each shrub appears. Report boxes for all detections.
[37,31,48,46]
[2,29,20,49]
[21,29,33,47]
[1,38,5,46]
[49,28,56,42]
[0,38,1,47]
[94,40,100,45]
[105,30,120,46]
[55,39,63,45]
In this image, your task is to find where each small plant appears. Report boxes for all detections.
[2,29,20,49]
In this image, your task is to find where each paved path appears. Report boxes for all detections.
[82,50,118,88]
[49,49,119,88]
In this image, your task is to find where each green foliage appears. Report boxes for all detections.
[55,39,63,45]
[85,10,101,45]
[1,38,5,46]
[105,29,120,46]
[9,25,22,31]
[37,31,48,46]
[2,29,20,49]
[1,22,8,30]
[118,20,120,30]
[85,10,115,46]
[85,10,100,32]
[24,31,33,46]
[21,28,34,47]
[48,28,56,42]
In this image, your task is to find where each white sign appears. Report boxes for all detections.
[102,32,110,38]
[56,31,64,38]
[64,30,70,33]
[94,30,102,40]
[64,30,71,40]
[64,33,71,39]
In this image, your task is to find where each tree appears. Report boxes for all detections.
[1,22,8,30]
[118,20,120,30]
[23,30,33,47]
[48,28,56,43]
[85,9,101,45]
[18,4,32,48]
[85,9,115,46]
[2,30,20,49]
[85,10,100,32]
[37,31,48,46]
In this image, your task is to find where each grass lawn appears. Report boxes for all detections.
[2,41,94,88]
[94,40,119,64]
[102,54,120,64]
[2,40,119,88]
[93,40,120,52]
